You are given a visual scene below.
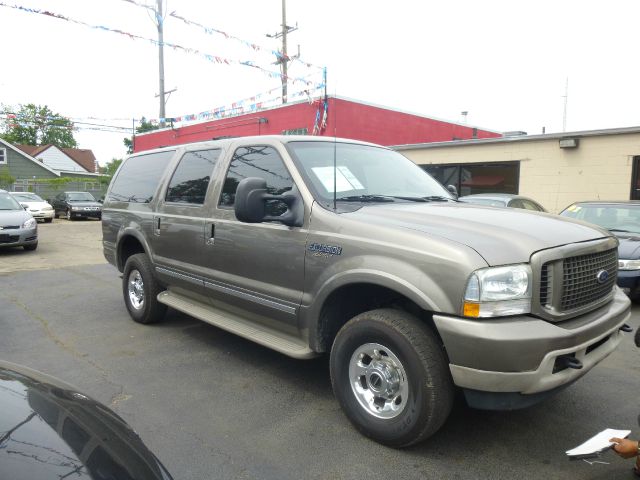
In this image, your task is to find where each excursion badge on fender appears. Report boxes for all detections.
[308,243,343,257]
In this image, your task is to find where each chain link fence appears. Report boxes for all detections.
[7,179,108,202]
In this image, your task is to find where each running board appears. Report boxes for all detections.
[157,291,317,359]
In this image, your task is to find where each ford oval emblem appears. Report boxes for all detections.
[596,270,609,284]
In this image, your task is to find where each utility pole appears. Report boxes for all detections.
[267,0,298,104]
[156,0,166,125]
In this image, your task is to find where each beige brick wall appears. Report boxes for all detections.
[402,133,640,213]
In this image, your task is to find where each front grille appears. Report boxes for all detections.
[539,248,618,314]
[540,264,550,307]
[560,249,617,311]
[0,235,19,244]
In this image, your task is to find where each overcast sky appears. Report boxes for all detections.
[1,0,639,166]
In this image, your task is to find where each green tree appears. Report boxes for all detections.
[0,104,77,148]
[100,158,123,176]
[123,117,160,154]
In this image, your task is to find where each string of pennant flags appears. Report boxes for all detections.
[0,2,320,87]
[147,79,326,125]
[118,0,323,71]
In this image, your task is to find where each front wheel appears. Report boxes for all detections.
[66,209,72,221]
[122,253,166,324]
[330,309,454,448]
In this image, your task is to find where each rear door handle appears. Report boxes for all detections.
[206,222,215,245]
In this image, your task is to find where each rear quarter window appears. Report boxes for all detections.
[108,150,175,203]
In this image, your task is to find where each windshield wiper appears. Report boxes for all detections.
[422,195,454,202]
[337,195,396,203]
[609,228,632,233]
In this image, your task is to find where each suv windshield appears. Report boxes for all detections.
[561,203,640,234]
[286,141,452,207]
[0,193,23,210]
[68,192,96,202]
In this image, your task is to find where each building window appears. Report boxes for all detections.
[422,161,520,196]
[0,148,6,164]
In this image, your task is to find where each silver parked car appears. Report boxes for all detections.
[459,193,547,212]
[10,192,55,223]
[0,189,38,251]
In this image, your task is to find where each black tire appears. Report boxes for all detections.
[44,218,53,224]
[23,243,38,251]
[330,308,454,448]
[122,253,166,324]
[66,209,73,221]
[634,326,640,348]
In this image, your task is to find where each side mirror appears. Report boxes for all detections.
[234,177,303,227]
[446,184,458,199]
[22,204,28,210]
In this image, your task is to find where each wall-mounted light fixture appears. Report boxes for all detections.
[559,138,579,148]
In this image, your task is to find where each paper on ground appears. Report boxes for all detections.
[566,428,631,456]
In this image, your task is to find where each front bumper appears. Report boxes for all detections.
[0,227,38,248]
[69,209,101,218]
[433,288,631,406]
[29,209,54,220]
[617,269,640,295]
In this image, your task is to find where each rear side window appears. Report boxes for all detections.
[166,149,221,204]
[108,150,175,203]
[218,146,293,216]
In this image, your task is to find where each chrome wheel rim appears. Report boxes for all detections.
[127,269,145,310]
[66,209,71,220]
[348,343,408,419]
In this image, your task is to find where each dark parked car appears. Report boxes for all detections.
[51,191,102,220]
[0,189,38,251]
[0,360,173,480]
[560,201,640,300]
[459,193,547,212]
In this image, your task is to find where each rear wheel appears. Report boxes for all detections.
[330,308,454,448]
[122,253,166,324]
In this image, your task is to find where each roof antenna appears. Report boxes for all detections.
[333,88,337,211]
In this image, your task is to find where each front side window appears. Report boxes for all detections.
[166,149,221,204]
[287,141,451,207]
[219,146,293,216]
[108,150,175,203]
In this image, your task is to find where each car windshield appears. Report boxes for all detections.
[560,204,640,234]
[13,193,44,202]
[0,193,24,211]
[286,141,453,206]
[68,192,96,202]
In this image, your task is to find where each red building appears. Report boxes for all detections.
[133,96,501,152]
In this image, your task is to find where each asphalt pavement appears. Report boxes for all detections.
[0,220,639,479]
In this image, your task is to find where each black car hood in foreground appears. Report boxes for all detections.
[0,361,173,480]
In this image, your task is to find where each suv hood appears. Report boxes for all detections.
[349,203,610,265]
[0,209,31,227]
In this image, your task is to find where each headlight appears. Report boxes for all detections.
[463,264,532,318]
[72,206,82,210]
[619,259,640,271]
[43,205,53,211]
[22,217,37,229]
